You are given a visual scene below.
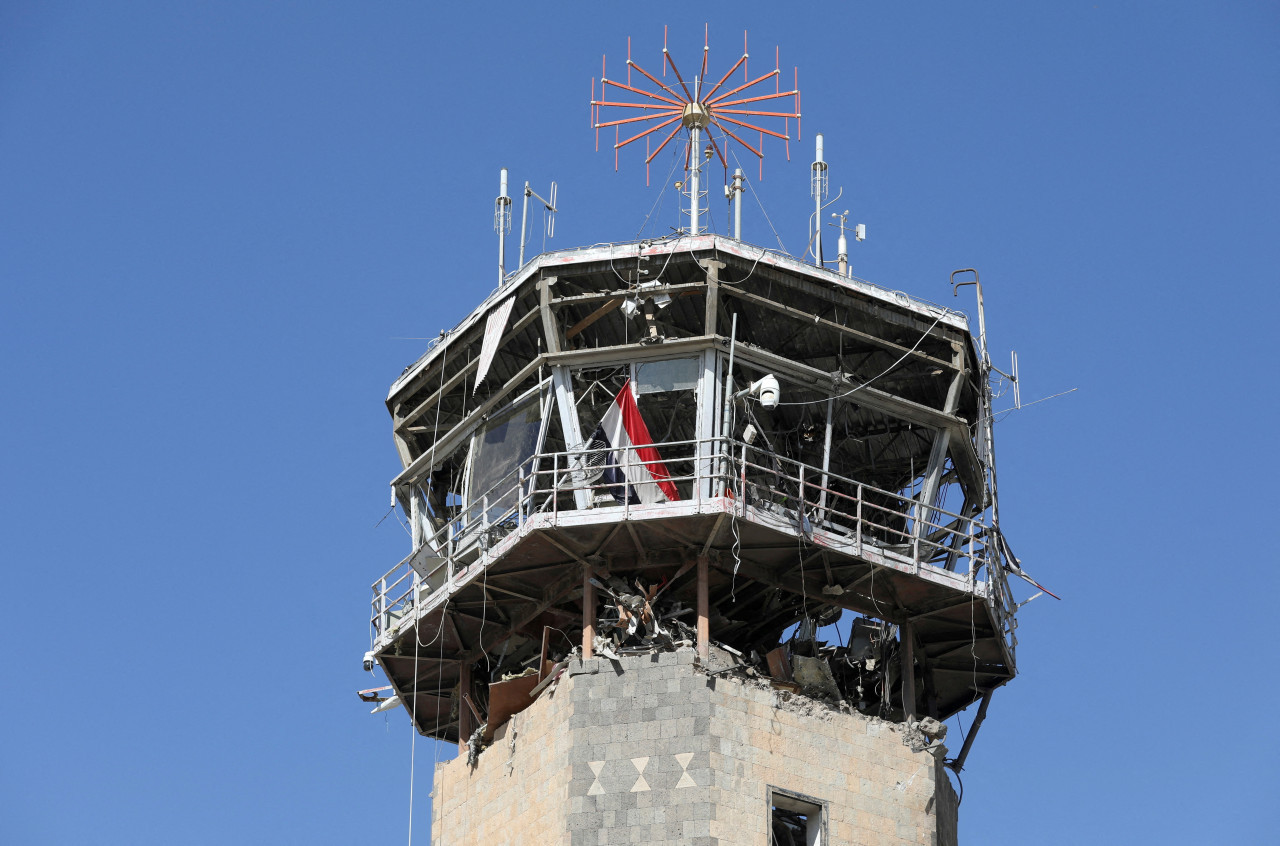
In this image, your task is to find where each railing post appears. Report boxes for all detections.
[912,512,920,572]
[855,484,863,558]
[798,464,806,513]
[518,465,525,526]
[967,526,975,577]
[378,576,387,636]
[694,438,702,504]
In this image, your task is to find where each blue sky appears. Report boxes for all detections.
[2,2,1276,843]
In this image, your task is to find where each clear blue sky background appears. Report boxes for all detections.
[3,2,1276,843]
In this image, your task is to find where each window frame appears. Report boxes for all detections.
[766,786,827,846]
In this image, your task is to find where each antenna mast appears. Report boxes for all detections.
[494,169,512,282]
[727,167,745,239]
[812,134,827,264]
[591,26,801,236]
[518,180,558,268]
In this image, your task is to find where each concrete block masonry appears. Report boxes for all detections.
[432,648,958,845]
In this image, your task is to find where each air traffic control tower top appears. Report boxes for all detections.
[361,34,1041,836]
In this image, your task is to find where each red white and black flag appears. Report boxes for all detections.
[585,380,680,505]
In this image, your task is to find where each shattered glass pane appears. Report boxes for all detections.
[467,391,543,525]
[634,357,699,394]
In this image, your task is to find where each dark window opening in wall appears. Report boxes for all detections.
[768,787,826,846]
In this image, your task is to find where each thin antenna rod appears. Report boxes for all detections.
[811,134,827,266]
[592,29,800,213]
[495,168,511,282]
[834,209,849,276]
[519,180,530,269]
[731,167,744,239]
[519,181,558,267]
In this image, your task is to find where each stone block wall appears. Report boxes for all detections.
[704,663,953,845]
[430,668,574,845]
[431,648,957,845]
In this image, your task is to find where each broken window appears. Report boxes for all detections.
[572,361,699,502]
[633,356,700,394]
[465,384,548,527]
[768,788,825,846]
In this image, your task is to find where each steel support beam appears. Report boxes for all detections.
[901,621,917,720]
[582,566,596,659]
[915,348,968,542]
[723,286,956,371]
[393,306,541,432]
[697,554,710,662]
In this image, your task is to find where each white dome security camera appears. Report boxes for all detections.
[363,651,376,672]
[755,375,780,409]
[732,374,782,409]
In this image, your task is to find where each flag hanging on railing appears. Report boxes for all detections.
[586,380,680,505]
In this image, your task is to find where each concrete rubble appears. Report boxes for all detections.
[459,569,935,766]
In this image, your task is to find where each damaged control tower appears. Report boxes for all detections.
[363,32,1031,846]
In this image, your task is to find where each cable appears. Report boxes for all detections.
[727,145,790,255]
[968,570,979,720]
[636,143,685,239]
[407,600,421,845]
[425,598,448,840]
[774,311,950,407]
[407,332,453,843]
[983,387,1080,426]
[724,244,769,287]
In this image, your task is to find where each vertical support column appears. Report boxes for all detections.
[582,566,595,659]
[695,347,720,501]
[914,345,967,549]
[539,275,562,355]
[688,124,702,234]
[457,661,473,754]
[542,275,591,511]
[409,486,422,549]
[701,259,723,336]
[696,260,726,501]
[901,622,916,721]
[552,366,589,511]
[818,395,834,518]
[696,554,710,662]
[391,428,414,469]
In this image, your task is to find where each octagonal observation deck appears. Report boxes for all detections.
[368,234,1019,744]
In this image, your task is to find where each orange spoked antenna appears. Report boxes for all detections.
[590,25,801,235]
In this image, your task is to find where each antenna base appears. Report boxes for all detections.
[681,102,710,129]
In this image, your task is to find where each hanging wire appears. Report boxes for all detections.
[407,337,454,844]
[636,142,685,239]
[727,145,790,254]
[774,311,950,407]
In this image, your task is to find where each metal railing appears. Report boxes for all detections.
[369,437,1013,657]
